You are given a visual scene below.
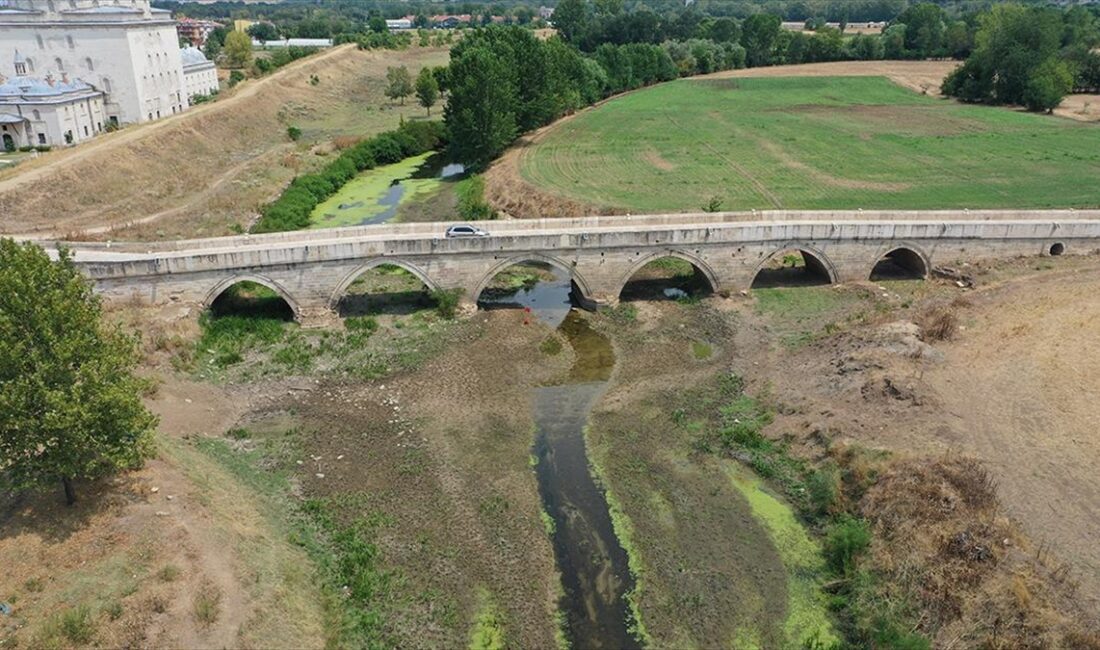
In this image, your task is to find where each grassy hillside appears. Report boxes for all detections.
[515,76,1100,212]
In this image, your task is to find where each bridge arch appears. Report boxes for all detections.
[203,274,301,318]
[869,244,930,281]
[750,243,838,288]
[616,250,720,299]
[473,253,592,304]
[329,259,441,309]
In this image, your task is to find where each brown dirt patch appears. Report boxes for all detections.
[1054,93,1100,123]
[641,147,676,171]
[698,60,960,96]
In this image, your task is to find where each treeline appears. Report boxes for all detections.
[254,121,447,233]
[444,27,749,167]
[944,4,1100,112]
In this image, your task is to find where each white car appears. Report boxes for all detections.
[445,224,490,238]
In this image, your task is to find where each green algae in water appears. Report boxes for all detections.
[309,152,450,229]
[725,465,839,648]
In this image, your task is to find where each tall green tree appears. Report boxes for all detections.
[415,66,439,115]
[943,4,1067,110]
[246,22,280,44]
[0,240,156,505]
[552,0,589,43]
[444,45,518,167]
[223,30,253,68]
[896,2,947,58]
[385,66,414,104]
[741,13,781,67]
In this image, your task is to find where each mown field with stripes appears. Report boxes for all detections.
[516,76,1100,213]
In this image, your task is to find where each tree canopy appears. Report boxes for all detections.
[0,240,156,504]
[943,3,1085,112]
[223,29,254,68]
[415,66,439,115]
[385,65,414,104]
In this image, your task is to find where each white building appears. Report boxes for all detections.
[0,0,188,126]
[179,45,216,100]
[0,50,106,148]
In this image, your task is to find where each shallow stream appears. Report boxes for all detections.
[484,267,638,648]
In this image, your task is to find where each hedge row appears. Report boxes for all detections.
[253,120,447,233]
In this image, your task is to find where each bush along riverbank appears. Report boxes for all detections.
[253,120,448,233]
[688,370,927,648]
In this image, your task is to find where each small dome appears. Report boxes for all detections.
[179,46,211,67]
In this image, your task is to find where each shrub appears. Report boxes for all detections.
[431,288,463,320]
[287,125,302,141]
[228,70,245,87]
[456,175,496,221]
[918,306,958,342]
[824,516,872,576]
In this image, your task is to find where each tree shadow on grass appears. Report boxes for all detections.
[0,472,148,544]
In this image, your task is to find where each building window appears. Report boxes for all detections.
[25,58,34,72]
[103,78,112,92]
[67,36,75,50]
[38,133,46,145]
[55,57,64,71]
[65,131,73,144]
[85,57,93,71]
[32,109,40,121]
[36,35,44,49]
[83,125,88,136]
[109,116,118,127]
[97,122,102,131]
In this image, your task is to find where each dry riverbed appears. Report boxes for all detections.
[4,255,1100,648]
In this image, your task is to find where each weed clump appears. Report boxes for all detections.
[918,305,958,341]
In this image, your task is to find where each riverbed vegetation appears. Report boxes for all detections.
[183,281,460,382]
[253,120,447,233]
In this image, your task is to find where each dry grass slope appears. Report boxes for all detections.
[0,45,449,240]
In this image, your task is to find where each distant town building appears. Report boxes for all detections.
[255,38,332,49]
[386,18,412,31]
[538,6,554,20]
[0,51,107,149]
[179,46,216,100]
[430,15,471,29]
[176,17,222,48]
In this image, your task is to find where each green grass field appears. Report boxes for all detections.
[518,76,1100,211]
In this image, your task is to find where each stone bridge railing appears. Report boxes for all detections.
[53,210,1100,326]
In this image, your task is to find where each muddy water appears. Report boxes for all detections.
[487,267,639,648]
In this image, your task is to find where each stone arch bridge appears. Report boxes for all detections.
[61,210,1100,326]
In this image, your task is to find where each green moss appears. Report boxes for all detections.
[725,466,839,649]
[585,427,652,647]
[469,590,507,650]
[691,340,713,360]
[540,335,564,356]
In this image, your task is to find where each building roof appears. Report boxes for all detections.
[179,46,211,67]
[0,73,99,99]
[0,112,27,124]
